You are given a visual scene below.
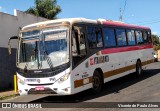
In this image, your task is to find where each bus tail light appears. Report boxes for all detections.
[58,72,71,83]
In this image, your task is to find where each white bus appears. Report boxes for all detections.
[8,18,154,95]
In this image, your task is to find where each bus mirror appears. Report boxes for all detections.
[8,36,18,55]
[8,44,11,55]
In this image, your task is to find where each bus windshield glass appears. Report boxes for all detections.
[18,26,69,70]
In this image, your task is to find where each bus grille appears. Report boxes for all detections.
[27,83,53,86]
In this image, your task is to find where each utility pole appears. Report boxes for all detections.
[119,8,122,21]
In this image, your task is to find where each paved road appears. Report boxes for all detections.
[1,62,160,111]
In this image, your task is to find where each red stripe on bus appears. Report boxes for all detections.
[101,44,153,54]
[102,21,150,30]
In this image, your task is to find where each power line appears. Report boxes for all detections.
[127,18,160,25]
[128,18,160,24]
[119,8,122,21]
[138,20,160,25]
[122,0,127,16]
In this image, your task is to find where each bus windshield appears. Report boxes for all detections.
[18,26,69,70]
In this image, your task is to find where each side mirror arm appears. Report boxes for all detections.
[8,36,18,55]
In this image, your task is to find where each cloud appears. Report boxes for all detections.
[152,31,158,35]
[0,6,2,12]
[0,6,7,13]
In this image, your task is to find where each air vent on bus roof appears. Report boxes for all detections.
[97,19,124,24]
[97,18,106,24]
[110,20,124,23]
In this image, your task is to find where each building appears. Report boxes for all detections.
[0,9,47,90]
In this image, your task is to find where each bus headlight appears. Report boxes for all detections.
[58,72,70,83]
[17,77,25,85]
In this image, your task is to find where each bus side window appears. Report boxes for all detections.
[116,29,127,46]
[87,26,97,48]
[148,31,152,43]
[127,29,136,45]
[143,31,148,43]
[103,28,116,47]
[136,30,143,44]
[87,26,103,48]
[96,27,103,47]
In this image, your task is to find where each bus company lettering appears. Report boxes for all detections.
[90,55,109,66]
[90,58,94,65]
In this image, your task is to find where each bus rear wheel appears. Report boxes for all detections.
[136,61,142,76]
[92,70,103,94]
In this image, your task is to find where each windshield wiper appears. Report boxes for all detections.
[35,41,40,69]
[41,35,54,71]
[44,51,54,71]
[24,62,29,73]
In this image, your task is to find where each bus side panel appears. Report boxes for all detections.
[72,45,153,94]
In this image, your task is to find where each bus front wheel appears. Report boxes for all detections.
[92,70,103,94]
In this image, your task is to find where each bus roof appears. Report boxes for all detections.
[22,18,97,31]
[22,18,150,31]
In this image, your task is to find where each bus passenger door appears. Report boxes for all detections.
[72,26,89,90]
[72,26,87,68]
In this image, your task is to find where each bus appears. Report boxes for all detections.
[8,18,154,95]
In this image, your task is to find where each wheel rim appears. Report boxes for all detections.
[93,76,100,89]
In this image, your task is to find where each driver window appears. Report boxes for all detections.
[79,32,87,55]
[72,30,79,56]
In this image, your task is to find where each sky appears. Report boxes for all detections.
[0,0,160,36]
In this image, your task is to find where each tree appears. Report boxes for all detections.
[152,34,160,50]
[26,0,61,19]
[152,34,160,45]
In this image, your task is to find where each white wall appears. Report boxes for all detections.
[0,10,48,90]
[0,9,47,48]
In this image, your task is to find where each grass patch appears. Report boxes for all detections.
[0,94,19,101]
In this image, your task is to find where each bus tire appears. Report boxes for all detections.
[136,60,142,76]
[92,70,103,94]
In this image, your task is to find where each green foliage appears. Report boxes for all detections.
[152,34,160,45]
[153,44,160,50]
[26,0,61,19]
[152,34,160,50]
[0,94,19,100]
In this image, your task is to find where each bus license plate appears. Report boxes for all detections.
[35,86,44,91]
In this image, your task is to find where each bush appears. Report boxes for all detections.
[153,44,160,50]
